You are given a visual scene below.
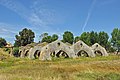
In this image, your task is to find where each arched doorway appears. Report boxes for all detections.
[24,50,29,57]
[56,50,69,58]
[77,50,89,57]
[34,50,41,59]
[94,50,102,56]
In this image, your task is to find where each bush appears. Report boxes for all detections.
[0,37,7,48]
[13,47,19,57]
[3,48,11,54]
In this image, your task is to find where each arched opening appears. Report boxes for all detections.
[34,50,41,59]
[24,50,29,57]
[19,51,22,57]
[50,51,55,57]
[56,50,69,58]
[94,50,102,56]
[77,50,89,57]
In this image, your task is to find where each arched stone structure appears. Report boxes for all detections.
[39,40,76,60]
[91,43,108,56]
[28,42,48,59]
[72,40,95,57]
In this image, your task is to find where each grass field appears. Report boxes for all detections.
[0,49,120,80]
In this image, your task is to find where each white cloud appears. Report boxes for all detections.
[0,23,18,34]
[0,0,65,43]
[0,0,57,30]
[0,22,32,43]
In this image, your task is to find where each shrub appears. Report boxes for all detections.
[13,47,19,57]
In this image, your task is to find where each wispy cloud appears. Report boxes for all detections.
[0,22,36,43]
[0,23,19,43]
[0,23,18,34]
[0,0,61,43]
[0,0,57,30]
[82,0,97,32]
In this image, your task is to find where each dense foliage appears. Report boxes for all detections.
[14,28,35,47]
[0,37,7,48]
[13,47,19,57]
[74,31,115,52]
[41,33,58,43]
[111,28,120,53]
[8,27,119,53]
[63,31,74,44]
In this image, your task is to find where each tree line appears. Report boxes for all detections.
[0,28,120,53]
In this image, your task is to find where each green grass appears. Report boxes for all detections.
[0,49,120,80]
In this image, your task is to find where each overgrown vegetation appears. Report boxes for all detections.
[0,54,120,80]
[41,33,58,43]
[14,28,35,47]
[0,37,7,48]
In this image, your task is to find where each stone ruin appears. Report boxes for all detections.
[72,40,95,57]
[18,40,109,60]
[91,43,108,56]
[39,40,76,60]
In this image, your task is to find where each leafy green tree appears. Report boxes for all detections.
[0,37,7,48]
[39,33,48,42]
[98,31,109,48]
[14,28,35,47]
[106,41,115,52]
[89,31,98,45]
[52,34,58,41]
[79,32,91,45]
[41,34,58,43]
[74,36,80,43]
[63,31,74,44]
[111,28,120,53]
[13,47,19,57]
[42,36,52,43]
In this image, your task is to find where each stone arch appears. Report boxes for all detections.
[91,43,108,56]
[56,50,69,58]
[39,40,76,60]
[19,51,22,57]
[34,50,41,59]
[77,50,89,57]
[94,50,103,56]
[24,50,29,57]
[20,49,25,58]
[28,46,42,59]
[72,40,95,57]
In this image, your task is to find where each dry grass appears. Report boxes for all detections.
[0,49,120,80]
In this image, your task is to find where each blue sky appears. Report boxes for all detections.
[0,0,120,44]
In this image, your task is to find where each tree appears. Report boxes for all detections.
[39,33,48,42]
[41,36,52,43]
[0,37,7,48]
[51,34,58,41]
[79,32,91,45]
[89,31,98,45]
[14,28,35,47]
[98,31,109,48]
[41,34,58,43]
[63,31,74,44]
[74,36,80,43]
[111,28,120,53]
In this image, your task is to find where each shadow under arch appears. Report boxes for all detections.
[24,50,29,57]
[94,50,103,56]
[34,50,41,59]
[77,50,89,57]
[18,51,22,57]
[55,50,69,58]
